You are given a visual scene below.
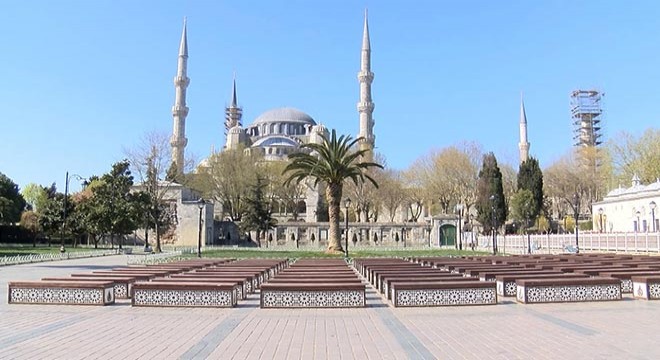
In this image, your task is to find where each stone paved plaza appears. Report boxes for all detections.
[1,255,659,359]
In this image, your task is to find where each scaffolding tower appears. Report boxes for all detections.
[571,90,603,148]
[570,90,604,202]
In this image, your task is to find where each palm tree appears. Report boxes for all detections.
[283,129,383,253]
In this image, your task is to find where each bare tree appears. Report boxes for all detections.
[195,146,263,221]
[124,131,195,252]
[609,128,660,184]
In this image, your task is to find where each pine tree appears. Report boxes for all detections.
[241,177,276,247]
[475,152,507,233]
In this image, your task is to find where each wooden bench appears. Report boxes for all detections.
[390,281,497,307]
[477,270,563,282]
[599,271,660,293]
[384,276,479,300]
[495,274,589,297]
[131,281,238,307]
[42,276,136,299]
[260,282,366,308]
[170,274,254,295]
[8,281,115,305]
[515,277,621,304]
[149,278,246,300]
[377,272,463,294]
[631,276,660,300]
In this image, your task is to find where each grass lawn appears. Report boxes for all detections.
[0,246,112,257]
[196,248,489,259]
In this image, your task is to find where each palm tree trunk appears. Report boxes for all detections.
[326,183,344,252]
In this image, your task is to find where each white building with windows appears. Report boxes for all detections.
[592,175,660,233]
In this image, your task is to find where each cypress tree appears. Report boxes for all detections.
[475,152,507,232]
[517,157,544,220]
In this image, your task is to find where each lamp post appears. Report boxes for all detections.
[598,208,604,233]
[636,210,641,233]
[401,227,406,248]
[455,204,464,251]
[61,172,86,252]
[469,214,475,251]
[651,201,657,232]
[573,192,580,253]
[426,218,432,248]
[490,195,497,255]
[197,198,205,258]
[344,197,351,258]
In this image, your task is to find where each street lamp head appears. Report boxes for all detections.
[651,201,657,211]
[197,198,205,210]
[636,210,641,217]
[598,207,604,215]
[344,197,351,209]
[489,195,495,201]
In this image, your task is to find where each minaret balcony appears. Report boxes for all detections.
[357,71,374,82]
[173,76,190,87]
[357,102,375,112]
[171,105,189,117]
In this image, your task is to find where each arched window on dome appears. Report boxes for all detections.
[267,148,272,155]
[270,124,276,134]
[279,123,285,134]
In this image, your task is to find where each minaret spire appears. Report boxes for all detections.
[170,18,190,176]
[224,74,243,149]
[518,92,530,164]
[357,9,375,154]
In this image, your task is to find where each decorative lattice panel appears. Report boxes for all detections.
[261,290,365,308]
[10,287,111,305]
[517,284,621,303]
[132,289,235,307]
[394,287,496,307]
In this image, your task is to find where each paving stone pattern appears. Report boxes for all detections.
[1,256,660,359]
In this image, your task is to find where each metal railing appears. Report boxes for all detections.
[126,247,195,265]
[0,249,119,266]
[473,232,660,255]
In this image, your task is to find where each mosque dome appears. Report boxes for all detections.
[252,107,316,126]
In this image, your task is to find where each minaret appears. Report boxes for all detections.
[357,9,375,153]
[224,76,242,134]
[170,18,190,175]
[518,93,530,164]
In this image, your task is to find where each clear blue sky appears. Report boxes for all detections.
[2,1,659,192]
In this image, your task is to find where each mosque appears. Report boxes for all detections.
[167,12,376,225]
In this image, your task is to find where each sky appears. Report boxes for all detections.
[1,1,659,192]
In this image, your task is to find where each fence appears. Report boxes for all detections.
[126,248,195,265]
[472,232,660,255]
[0,249,119,267]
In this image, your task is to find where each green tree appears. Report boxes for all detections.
[20,210,40,247]
[0,172,26,224]
[283,129,383,253]
[39,191,73,246]
[241,177,276,247]
[517,157,544,221]
[475,152,507,233]
[21,183,49,212]
[90,161,142,249]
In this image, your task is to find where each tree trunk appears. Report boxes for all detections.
[110,234,114,249]
[155,223,162,253]
[325,183,343,252]
[118,235,123,250]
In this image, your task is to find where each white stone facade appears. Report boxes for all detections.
[592,177,660,233]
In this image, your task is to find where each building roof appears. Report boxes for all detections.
[252,107,316,126]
